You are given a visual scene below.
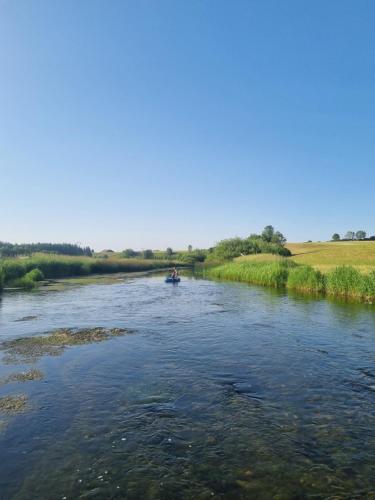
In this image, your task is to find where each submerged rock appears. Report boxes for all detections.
[0,327,132,364]
[14,316,38,322]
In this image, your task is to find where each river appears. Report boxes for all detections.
[0,274,374,499]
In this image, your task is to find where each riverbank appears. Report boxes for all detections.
[0,254,183,291]
[205,256,375,303]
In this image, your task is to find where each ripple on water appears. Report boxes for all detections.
[0,275,375,499]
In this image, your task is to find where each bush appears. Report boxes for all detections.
[26,269,44,281]
[12,269,45,289]
[212,236,290,260]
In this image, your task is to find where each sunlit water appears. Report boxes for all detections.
[0,275,375,499]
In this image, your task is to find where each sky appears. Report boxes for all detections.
[0,0,374,251]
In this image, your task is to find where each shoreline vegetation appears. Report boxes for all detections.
[1,227,375,303]
[205,257,375,303]
[0,254,183,292]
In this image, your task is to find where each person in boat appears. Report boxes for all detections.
[171,267,178,279]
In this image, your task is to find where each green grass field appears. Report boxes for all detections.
[236,241,375,273]
[286,241,375,272]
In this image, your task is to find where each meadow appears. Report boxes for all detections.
[286,241,375,273]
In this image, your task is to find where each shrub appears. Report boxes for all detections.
[12,269,45,289]
[26,269,44,281]
[212,236,290,260]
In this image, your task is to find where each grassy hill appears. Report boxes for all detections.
[286,241,375,272]
[236,241,375,273]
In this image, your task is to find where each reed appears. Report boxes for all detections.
[287,265,326,294]
[207,260,375,303]
[0,254,178,289]
[326,266,375,301]
[206,260,294,288]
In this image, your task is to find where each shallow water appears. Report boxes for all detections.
[0,275,375,499]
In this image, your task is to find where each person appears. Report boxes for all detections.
[171,267,178,279]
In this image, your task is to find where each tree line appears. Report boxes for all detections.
[0,242,93,258]
[331,231,375,241]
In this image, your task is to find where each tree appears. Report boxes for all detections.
[272,231,286,245]
[344,231,355,240]
[356,230,366,240]
[188,245,193,253]
[260,226,286,245]
[332,233,340,241]
[166,247,173,256]
[122,248,137,258]
[261,225,275,243]
[142,249,154,259]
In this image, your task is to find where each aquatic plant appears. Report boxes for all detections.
[0,395,28,414]
[0,327,131,364]
[4,369,44,383]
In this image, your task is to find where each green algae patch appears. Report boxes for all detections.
[0,327,131,364]
[0,394,28,414]
[5,369,44,383]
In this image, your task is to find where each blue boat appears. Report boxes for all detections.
[165,277,181,283]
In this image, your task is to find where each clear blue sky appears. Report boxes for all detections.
[1,0,374,251]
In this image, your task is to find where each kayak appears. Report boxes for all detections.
[165,277,181,283]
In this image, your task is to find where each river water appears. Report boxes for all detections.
[0,274,375,499]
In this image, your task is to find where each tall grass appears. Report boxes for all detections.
[0,254,179,288]
[287,266,326,294]
[206,260,294,288]
[206,260,375,303]
[326,266,375,301]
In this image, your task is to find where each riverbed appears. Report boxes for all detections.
[0,274,374,499]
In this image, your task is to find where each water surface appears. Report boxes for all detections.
[0,275,375,499]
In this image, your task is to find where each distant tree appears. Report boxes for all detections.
[188,245,193,253]
[261,226,286,245]
[332,233,340,241]
[0,241,93,257]
[272,231,286,245]
[122,248,137,258]
[166,247,173,256]
[142,249,154,259]
[356,230,366,240]
[261,225,275,243]
[344,231,355,240]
